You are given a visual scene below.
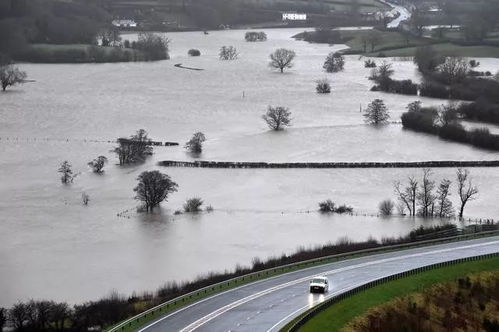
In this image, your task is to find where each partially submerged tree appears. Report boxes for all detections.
[413,45,444,73]
[134,171,178,212]
[0,64,27,91]
[219,46,238,60]
[269,48,296,73]
[379,199,395,216]
[88,156,108,173]
[456,168,479,218]
[113,129,153,165]
[369,61,394,91]
[135,32,170,60]
[436,178,454,217]
[58,161,74,184]
[245,31,267,42]
[363,99,390,125]
[185,132,206,153]
[183,197,203,212]
[438,57,469,84]
[394,176,418,216]
[417,168,436,217]
[82,192,90,206]
[262,106,292,130]
[315,78,331,94]
[323,52,345,73]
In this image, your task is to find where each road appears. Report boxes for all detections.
[139,237,499,332]
[381,0,412,28]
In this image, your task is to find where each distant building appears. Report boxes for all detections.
[112,19,137,28]
[282,12,307,21]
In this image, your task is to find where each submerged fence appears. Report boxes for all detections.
[158,160,499,169]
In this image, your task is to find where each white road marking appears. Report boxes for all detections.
[140,240,498,332]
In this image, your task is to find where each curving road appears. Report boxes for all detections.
[138,237,499,332]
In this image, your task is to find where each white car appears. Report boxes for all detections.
[309,276,329,293]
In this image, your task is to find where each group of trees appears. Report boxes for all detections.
[323,52,345,73]
[113,129,153,166]
[369,61,418,95]
[245,31,267,42]
[392,168,478,218]
[401,101,499,151]
[318,199,353,214]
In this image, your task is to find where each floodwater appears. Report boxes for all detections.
[1,28,498,306]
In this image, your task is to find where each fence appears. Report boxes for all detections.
[285,252,499,332]
[158,160,499,169]
[106,230,499,332]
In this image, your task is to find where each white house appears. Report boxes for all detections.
[282,12,307,21]
[112,19,137,28]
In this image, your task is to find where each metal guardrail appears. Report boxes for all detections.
[106,230,499,332]
[285,252,499,332]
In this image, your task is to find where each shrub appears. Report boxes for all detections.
[188,49,201,56]
[319,199,335,213]
[388,79,418,95]
[183,197,203,212]
[364,59,376,68]
[401,107,438,134]
[439,123,468,143]
[245,31,267,42]
[379,200,395,216]
[318,200,353,213]
[219,46,238,60]
[205,205,214,212]
[173,210,182,215]
[323,52,345,73]
[316,78,331,94]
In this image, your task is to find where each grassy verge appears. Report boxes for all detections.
[290,257,499,332]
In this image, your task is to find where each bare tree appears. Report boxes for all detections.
[8,302,28,330]
[88,156,108,173]
[323,52,345,73]
[363,99,390,125]
[436,179,454,217]
[269,48,296,73]
[0,308,6,331]
[262,106,292,130]
[417,168,436,217]
[394,176,418,216]
[456,168,479,218]
[379,199,395,216]
[58,161,74,184]
[219,46,238,60]
[134,170,178,212]
[0,64,27,91]
[185,132,206,153]
[438,57,469,84]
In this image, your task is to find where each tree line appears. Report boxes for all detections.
[386,168,479,219]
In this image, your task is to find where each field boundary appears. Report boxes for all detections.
[283,252,499,332]
[158,160,499,169]
[106,230,499,332]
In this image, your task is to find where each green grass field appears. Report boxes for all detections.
[294,257,499,332]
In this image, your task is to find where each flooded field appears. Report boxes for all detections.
[1,28,498,306]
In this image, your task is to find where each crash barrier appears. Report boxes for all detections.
[158,160,499,169]
[285,252,499,332]
[106,230,499,332]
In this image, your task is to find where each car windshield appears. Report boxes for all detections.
[311,278,325,284]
